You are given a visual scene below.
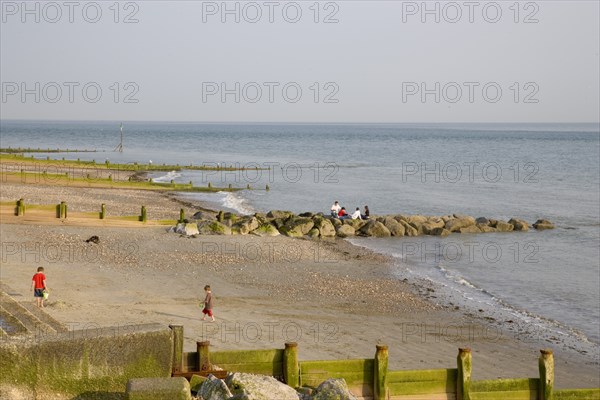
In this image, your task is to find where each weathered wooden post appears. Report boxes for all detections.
[228,183,232,190]
[59,201,67,219]
[179,209,185,223]
[457,348,472,400]
[283,342,299,388]
[539,349,554,400]
[140,206,147,222]
[197,341,211,372]
[265,184,270,191]
[100,204,106,219]
[374,344,389,400]
[16,198,25,216]
[208,182,212,189]
[169,325,184,374]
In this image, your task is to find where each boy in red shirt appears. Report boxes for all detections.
[31,267,47,308]
[201,285,215,322]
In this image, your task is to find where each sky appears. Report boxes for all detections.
[1,0,599,123]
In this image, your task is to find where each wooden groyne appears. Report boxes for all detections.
[168,326,599,400]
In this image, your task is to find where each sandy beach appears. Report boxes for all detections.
[1,176,599,389]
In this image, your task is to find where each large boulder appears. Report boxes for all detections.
[174,223,187,234]
[266,210,294,220]
[225,372,299,400]
[533,219,555,230]
[198,374,232,400]
[253,213,268,224]
[494,221,514,232]
[422,218,445,235]
[508,218,529,231]
[251,223,280,237]
[184,223,200,236]
[198,221,232,235]
[343,219,367,230]
[280,217,314,238]
[336,224,356,238]
[407,215,428,225]
[271,218,286,229]
[430,227,451,236]
[445,216,476,232]
[393,215,410,223]
[308,228,320,239]
[358,220,391,237]
[232,217,260,235]
[189,375,207,393]
[315,218,336,237]
[475,217,490,225]
[193,211,215,221]
[477,224,496,233]
[441,215,454,223]
[458,225,480,234]
[383,217,405,237]
[312,378,357,400]
[330,218,343,228]
[399,220,419,236]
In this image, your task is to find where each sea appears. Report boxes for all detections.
[1,120,599,359]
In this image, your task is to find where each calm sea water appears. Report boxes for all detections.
[1,120,599,354]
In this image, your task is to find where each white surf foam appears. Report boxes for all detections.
[153,170,182,183]
[221,192,255,215]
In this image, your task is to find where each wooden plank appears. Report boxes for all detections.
[300,359,374,373]
[388,369,457,383]
[173,370,228,380]
[211,349,283,364]
[391,394,456,400]
[301,371,374,386]
[554,389,600,400]
[471,378,539,392]
[213,362,283,376]
[183,351,197,372]
[470,390,536,400]
[389,379,455,396]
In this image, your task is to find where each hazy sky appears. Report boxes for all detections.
[1,1,599,123]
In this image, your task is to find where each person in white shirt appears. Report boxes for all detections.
[351,207,362,220]
[330,201,341,217]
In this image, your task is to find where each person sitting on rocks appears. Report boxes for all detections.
[338,207,348,219]
[330,201,341,217]
[351,207,362,220]
[362,205,370,219]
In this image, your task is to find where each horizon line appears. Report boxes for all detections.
[2,119,599,126]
